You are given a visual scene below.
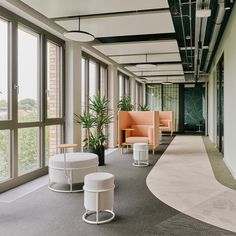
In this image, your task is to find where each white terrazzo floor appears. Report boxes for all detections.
[147,135,236,233]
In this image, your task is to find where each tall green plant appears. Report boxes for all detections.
[118,96,134,111]
[74,94,113,150]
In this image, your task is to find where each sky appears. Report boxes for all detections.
[0,19,38,102]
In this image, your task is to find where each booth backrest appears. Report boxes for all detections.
[159,111,173,135]
[159,111,173,122]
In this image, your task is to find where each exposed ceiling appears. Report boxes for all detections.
[19,0,235,84]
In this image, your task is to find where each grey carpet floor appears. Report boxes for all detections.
[0,136,235,236]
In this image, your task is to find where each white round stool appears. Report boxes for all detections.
[48,152,98,193]
[133,143,149,167]
[82,172,115,224]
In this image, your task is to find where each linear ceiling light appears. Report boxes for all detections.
[63,17,95,42]
[136,54,156,69]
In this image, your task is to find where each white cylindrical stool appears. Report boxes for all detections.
[48,152,98,193]
[133,143,149,167]
[83,172,115,224]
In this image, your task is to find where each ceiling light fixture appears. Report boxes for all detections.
[63,17,95,42]
[161,76,173,85]
[136,54,156,69]
[186,35,191,40]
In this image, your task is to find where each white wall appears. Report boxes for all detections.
[208,71,217,144]
[208,3,236,178]
[108,64,119,148]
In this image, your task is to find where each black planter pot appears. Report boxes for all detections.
[92,146,105,166]
[83,146,105,166]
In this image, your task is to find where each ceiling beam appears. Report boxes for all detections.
[122,61,182,66]
[52,8,170,21]
[97,33,176,43]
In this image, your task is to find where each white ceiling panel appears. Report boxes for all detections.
[110,53,181,64]
[94,40,179,56]
[125,64,183,72]
[56,12,174,38]
[134,71,184,76]
[21,0,169,18]
[144,76,185,83]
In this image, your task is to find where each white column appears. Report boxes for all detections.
[108,64,118,148]
[130,77,136,110]
[65,41,82,151]
[142,83,146,105]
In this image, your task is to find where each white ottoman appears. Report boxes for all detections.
[83,172,115,224]
[48,152,98,193]
[133,143,149,167]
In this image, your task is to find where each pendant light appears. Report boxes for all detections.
[136,54,156,69]
[63,17,95,42]
[161,76,173,85]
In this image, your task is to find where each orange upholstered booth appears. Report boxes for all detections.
[118,111,160,154]
[159,111,173,136]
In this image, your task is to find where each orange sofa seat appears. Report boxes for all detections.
[126,125,153,144]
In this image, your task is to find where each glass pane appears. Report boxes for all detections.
[47,41,62,118]
[89,60,98,98]
[0,19,9,120]
[81,58,86,113]
[0,130,10,182]
[125,77,130,96]
[163,84,179,131]
[100,66,108,97]
[119,74,124,99]
[45,125,61,166]
[18,127,39,175]
[18,26,40,122]
[147,84,162,111]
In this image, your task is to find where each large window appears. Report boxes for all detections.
[47,41,62,118]
[100,65,108,97]
[0,18,9,121]
[118,72,130,99]
[136,82,143,109]
[0,130,10,182]
[18,127,39,175]
[147,84,179,131]
[89,60,99,98]
[45,125,62,166]
[0,9,65,192]
[18,26,40,122]
[81,53,108,148]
